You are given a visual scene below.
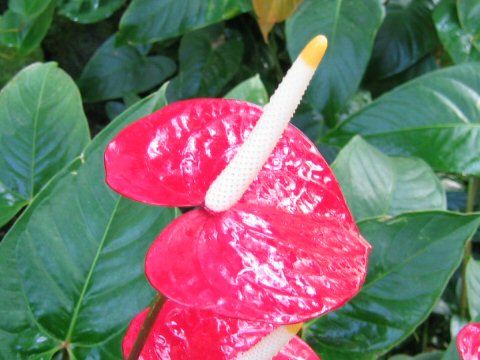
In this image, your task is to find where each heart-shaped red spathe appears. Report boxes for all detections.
[105,99,371,323]
[145,204,369,323]
[122,301,320,360]
[456,323,480,360]
[105,99,356,223]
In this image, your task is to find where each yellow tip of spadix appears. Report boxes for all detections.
[300,35,328,69]
[285,323,304,334]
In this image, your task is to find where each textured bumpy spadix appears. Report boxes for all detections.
[236,324,303,360]
[205,35,327,212]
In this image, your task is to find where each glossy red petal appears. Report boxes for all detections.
[240,125,356,229]
[122,302,319,360]
[105,99,262,207]
[105,98,356,229]
[146,205,370,323]
[456,323,480,360]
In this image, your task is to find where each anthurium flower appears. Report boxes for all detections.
[456,323,480,360]
[122,300,320,360]
[105,98,371,324]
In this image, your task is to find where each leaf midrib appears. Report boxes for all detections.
[65,196,122,341]
[29,66,51,200]
[358,216,471,293]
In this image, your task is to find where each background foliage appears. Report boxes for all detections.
[0,0,479,359]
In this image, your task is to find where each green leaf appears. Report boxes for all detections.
[0,63,90,227]
[291,102,325,143]
[0,1,55,54]
[166,26,243,102]
[441,339,462,360]
[366,54,438,97]
[331,136,446,221]
[304,211,480,360]
[433,0,480,64]
[325,63,480,176]
[0,181,28,227]
[0,85,175,358]
[285,0,384,121]
[78,36,176,102]
[224,74,268,106]
[467,258,480,319]
[117,0,252,45]
[390,351,444,360]
[366,0,438,80]
[458,0,480,52]
[58,0,126,24]
[8,0,51,19]
[0,44,43,88]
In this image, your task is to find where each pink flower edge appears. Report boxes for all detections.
[457,322,480,360]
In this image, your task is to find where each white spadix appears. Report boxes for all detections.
[205,35,328,213]
[236,324,304,360]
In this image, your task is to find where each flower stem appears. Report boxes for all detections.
[460,177,479,318]
[128,293,166,360]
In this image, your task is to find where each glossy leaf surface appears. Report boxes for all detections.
[224,74,268,106]
[331,136,445,221]
[304,212,480,359]
[0,1,54,54]
[366,0,438,80]
[58,0,126,23]
[285,0,384,118]
[79,36,176,102]
[325,63,480,176]
[117,0,251,45]
[467,259,480,319]
[123,302,320,359]
[456,323,480,360]
[0,86,175,358]
[9,0,51,19]
[0,62,90,227]
[433,0,480,64]
[166,26,243,102]
[458,0,480,52]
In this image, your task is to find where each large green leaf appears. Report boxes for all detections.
[166,26,243,102]
[8,0,51,19]
[0,0,54,54]
[433,0,480,64]
[331,136,445,221]
[304,211,480,360]
[366,54,438,98]
[285,0,384,122]
[0,85,175,359]
[78,36,176,102]
[224,74,268,106]
[0,63,90,227]
[458,0,480,52]
[325,63,480,176]
[390,352,444,360]
[467,258,480,319]
[58,0,126,24]
[366,0,438,80]
[116,0,251,45]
